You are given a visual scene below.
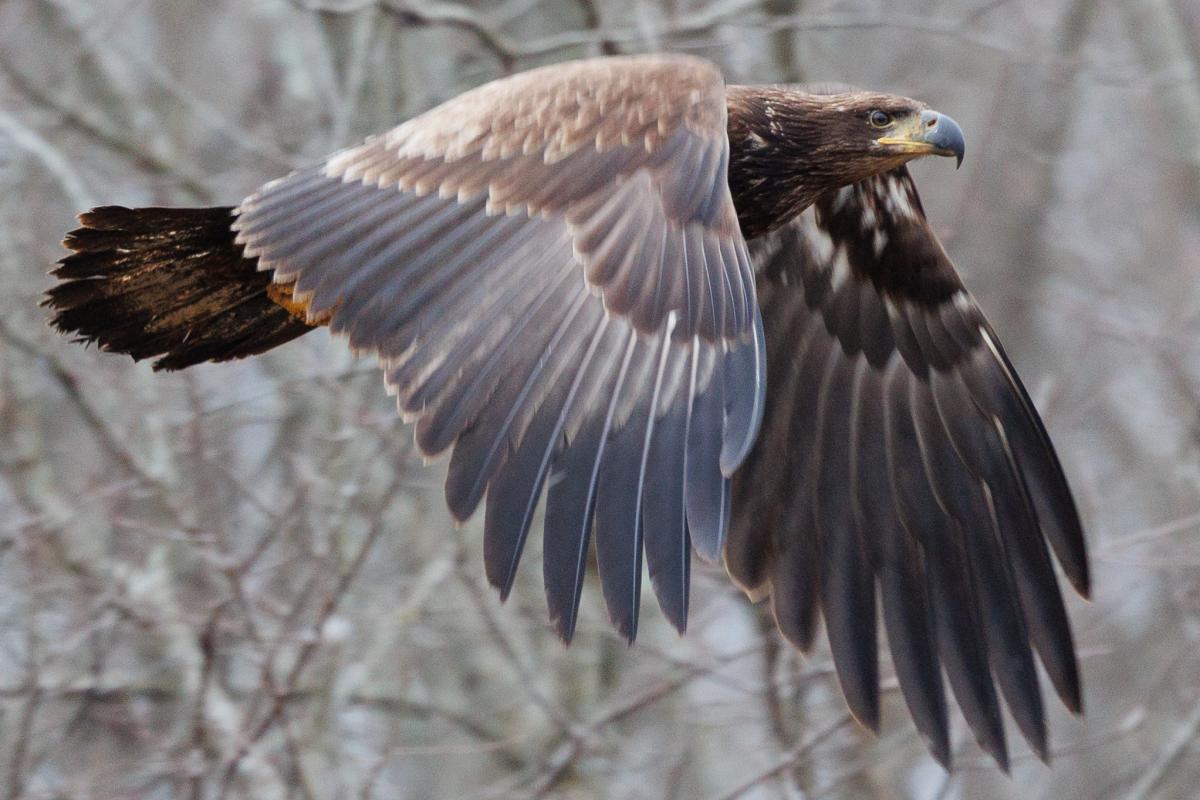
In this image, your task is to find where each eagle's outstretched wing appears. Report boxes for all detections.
[729,167,1088,769]
[232,54,765,643]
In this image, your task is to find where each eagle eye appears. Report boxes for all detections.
[869,110,893,128]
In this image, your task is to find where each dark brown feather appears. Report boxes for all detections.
[732,167,1087,769]
[45,206,310,371]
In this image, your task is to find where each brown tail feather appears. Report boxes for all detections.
[44,206,314,371]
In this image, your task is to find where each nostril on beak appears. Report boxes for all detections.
[919,109,965,168]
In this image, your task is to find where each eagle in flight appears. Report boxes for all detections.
[45,54,1088,770]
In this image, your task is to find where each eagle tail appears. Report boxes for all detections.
[44,206,313,371]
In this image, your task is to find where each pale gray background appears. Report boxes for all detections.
[1,1,1198,798]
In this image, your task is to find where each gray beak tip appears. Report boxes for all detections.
[921,109,966,168]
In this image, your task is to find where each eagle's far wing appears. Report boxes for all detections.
[232,54,765,644]
[729,167,1087,769]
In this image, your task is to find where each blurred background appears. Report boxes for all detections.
[1,0,1198,798]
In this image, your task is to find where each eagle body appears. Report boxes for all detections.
[45,54,1085,771]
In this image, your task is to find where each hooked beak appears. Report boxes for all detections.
[878,109,965,168]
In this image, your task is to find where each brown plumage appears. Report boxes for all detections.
[43,54,1085,771]
[47,206,311,370]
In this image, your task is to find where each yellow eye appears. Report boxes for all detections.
[869,110,893,128]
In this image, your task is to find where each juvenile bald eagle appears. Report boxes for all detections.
[45,54,1087,770]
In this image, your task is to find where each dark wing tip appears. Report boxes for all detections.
[928,730,953,771]
[444,501,472,526]
[844,691,881,734]
[1061,674,1084,716]
[1060,532,1091,600]
[1052,507,1090,600]
[1029,730,1052,765]
[485,556,517,603]
[550,608,580,646]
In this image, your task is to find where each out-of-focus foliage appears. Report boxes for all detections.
[0,1,1198,798]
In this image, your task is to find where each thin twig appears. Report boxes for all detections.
[518,644,763,798]
[1120,698,1200,800]
[708,713,854,800]
[0,320,169,495]
[0,48,212,202]
[457,562,574,732]
[0,109,96,209]
[380,1,517,73]
[218,469,405,794]
[5,619,44,800]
